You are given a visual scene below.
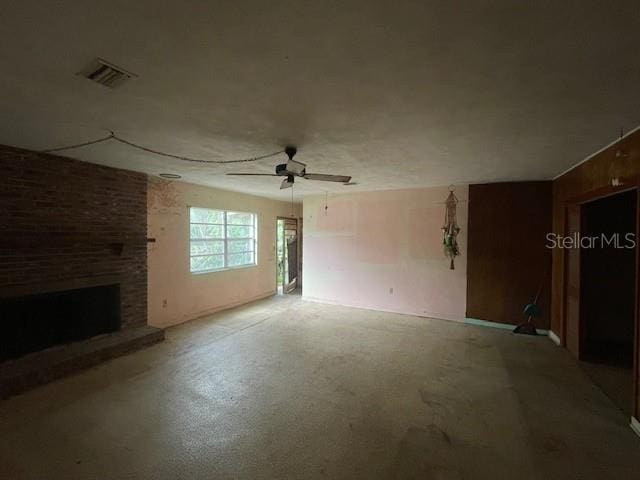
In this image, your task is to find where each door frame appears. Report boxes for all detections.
[276,216,300,293]
[562,184,639,418]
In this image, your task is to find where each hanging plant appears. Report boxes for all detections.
[442,188,461,270]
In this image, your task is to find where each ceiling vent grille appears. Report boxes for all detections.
[79,58,136,88]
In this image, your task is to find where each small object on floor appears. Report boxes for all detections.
[513,292,542,336]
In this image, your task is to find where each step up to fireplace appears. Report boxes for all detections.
[0,325,164,399]
[0,279,164,399]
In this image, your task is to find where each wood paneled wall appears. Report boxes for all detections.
[552,128,640,419]
[466,182,552,328]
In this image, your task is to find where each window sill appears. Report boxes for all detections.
[191,263,258,276]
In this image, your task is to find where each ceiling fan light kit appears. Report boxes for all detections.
[280,175,295,190]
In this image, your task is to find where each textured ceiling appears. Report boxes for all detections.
[1,1,639,201]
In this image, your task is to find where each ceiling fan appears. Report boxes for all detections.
[226,146,352,189]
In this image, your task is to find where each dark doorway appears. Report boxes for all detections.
[580,189,637,415]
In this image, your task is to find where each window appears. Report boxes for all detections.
[189,207,257,273]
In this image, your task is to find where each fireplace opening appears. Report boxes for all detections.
[0,284,121,362]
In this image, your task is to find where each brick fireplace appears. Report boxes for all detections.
[0,144,163,397]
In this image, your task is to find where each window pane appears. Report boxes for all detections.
[227,212,254,225]
[227,239,253,254]
[190,240,224,256]
[227,252,254,267]
[190,224,224,239]
[190,208,223,224]
[189,207,257,273]
[190,254,224,272]
[227,225,253,238]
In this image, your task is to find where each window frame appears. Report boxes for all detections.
[189,207,258,274]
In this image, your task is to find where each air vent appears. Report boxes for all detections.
[79,58,136,88]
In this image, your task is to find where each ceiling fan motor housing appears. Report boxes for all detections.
[285,146,297,160]
[276,163,305,176]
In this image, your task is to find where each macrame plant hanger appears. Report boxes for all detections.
[442,186,461,270]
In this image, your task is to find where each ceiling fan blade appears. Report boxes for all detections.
[286,159,306,176]
[226,173,278,176]
[303,173,352,183]
[280,177,294,190]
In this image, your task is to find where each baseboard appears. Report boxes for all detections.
[548,330,561,346]
[152,290,276,328]
[631,417,640,438]
[301,295,464,323]
[463,317,549,334]
[464,317,514,331]
[302,296,557,334]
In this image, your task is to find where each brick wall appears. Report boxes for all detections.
[0,144,148,329]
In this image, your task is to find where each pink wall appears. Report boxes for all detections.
[148,178,301,328]
[303,186,468,321]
